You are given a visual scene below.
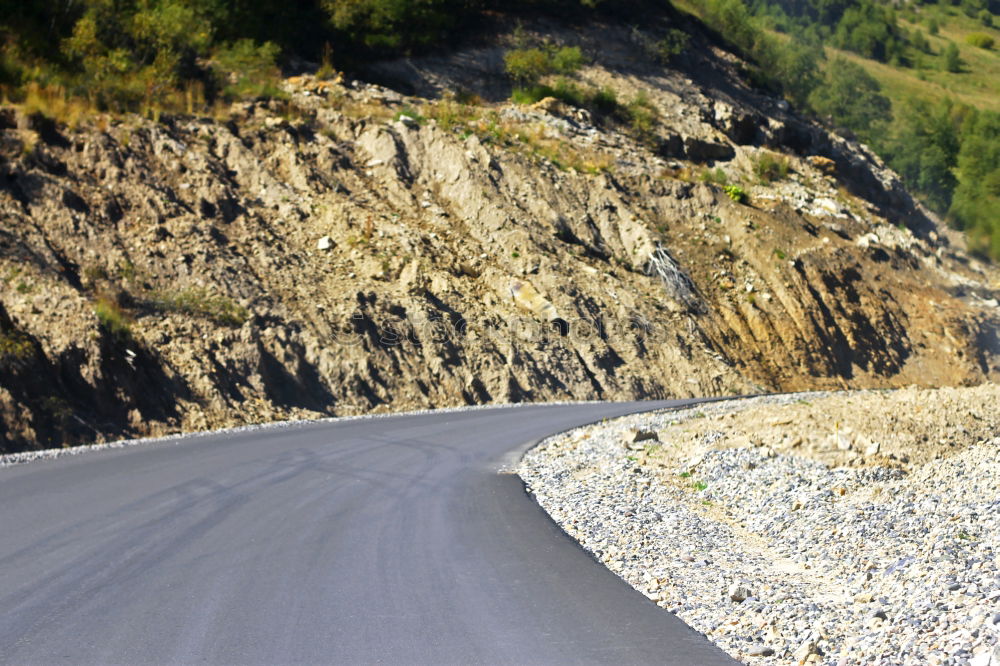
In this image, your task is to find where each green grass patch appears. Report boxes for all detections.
[393,106,425,125]
[94,297,132,339]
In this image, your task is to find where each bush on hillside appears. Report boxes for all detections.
[752,151,790,182]
[504,45,583,86]
[943,42,964,72]
[965,32,995,48]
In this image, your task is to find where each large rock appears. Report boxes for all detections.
[683,136,736,162]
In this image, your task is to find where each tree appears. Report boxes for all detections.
[764,37,822,107]
[883,99,961,212]
[943,41,963,72]
[807,58,891,144]
[831,0,901,61]
[950,109,1000,258]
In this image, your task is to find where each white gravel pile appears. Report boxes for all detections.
[519,394,1000,665]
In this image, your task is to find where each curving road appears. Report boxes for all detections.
[0,401,737,665]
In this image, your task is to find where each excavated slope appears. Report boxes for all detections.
[0,20,997,451]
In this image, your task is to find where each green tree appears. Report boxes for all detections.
[943,41,963,72]
[808,58,891,143]
[883,99,960,211]
[950,109,1000,258]
[831,1,901,61]
[755,36,822,106]
[323,0,458,52]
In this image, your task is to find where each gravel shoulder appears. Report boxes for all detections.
[518,385,1000,665]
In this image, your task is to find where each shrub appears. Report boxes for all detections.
[724,184,748,203]
[550,46,584,74]
[624,90,658,142]
[590,86,618,114]
[752,151,790,182]
[504,44,584,88]
[979,9,994,26]
[504,47,550,86]
[551,77,586,106]
[965,33,995,49]
[656,28,691,63]
[94,297,132,339]
[700,167,729,185]
[943,42,963,72]
[213,39,283,100]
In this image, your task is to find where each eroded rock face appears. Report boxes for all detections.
[0,23,997,452]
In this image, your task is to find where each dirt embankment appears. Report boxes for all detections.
[1,16,998,452]
[657,383,1000,471]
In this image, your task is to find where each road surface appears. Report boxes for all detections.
[0,401,738,664]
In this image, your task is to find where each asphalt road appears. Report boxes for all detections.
[0,401,738,665]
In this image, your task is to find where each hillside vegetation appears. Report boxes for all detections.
[673,0,1000,260]
[3,1,997,260]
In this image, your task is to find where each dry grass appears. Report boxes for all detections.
[20,83,95,129]
[147,288,248,327]
[466,113,612,174]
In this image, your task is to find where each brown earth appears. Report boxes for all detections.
[1,16,998,452]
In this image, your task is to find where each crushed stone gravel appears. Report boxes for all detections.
[519,387,1000,665]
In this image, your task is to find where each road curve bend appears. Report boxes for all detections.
[0,400,737,665]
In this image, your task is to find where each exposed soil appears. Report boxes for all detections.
[1,15,998,452]
[657,383,1000,471]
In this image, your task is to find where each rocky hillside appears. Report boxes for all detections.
[1,16,998,452]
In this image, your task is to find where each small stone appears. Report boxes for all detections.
[316,235,334,251]
[948,583,963,592]
[793,638,821,662]
[729,582,753,603]
[624,428,659,450]
[746,643,775,657]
